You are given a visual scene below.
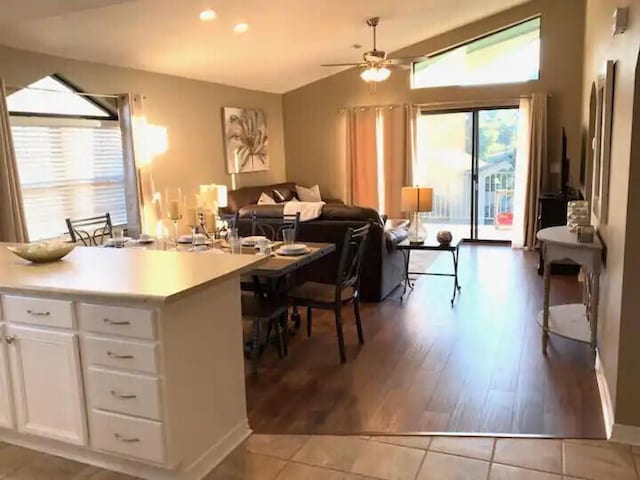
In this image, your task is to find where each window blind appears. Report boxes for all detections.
[10,119,127,241]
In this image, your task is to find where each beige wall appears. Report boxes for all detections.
[0,45,287,198]
[283,0,586,201]
[580,0,640,426]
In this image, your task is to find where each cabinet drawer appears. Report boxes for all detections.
[3,296,73,329]
[83,336,159,374]
[89,410,165,464]
[87,367,162,420]
[78,304,156,340]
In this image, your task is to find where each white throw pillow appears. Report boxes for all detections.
[296,184,322,202]
[257,192,276,205]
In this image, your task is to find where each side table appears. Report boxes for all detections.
[397,237,462,306]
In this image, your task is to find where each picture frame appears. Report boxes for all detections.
[222,107,270,174]
[592,60,615,224]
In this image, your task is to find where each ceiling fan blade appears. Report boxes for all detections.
[386,55,431,65]
[386,63,411,71]
[320,62,364,67]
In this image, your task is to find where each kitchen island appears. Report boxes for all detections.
[0,245,268,480]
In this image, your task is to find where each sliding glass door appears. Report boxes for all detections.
[415,106,520,242]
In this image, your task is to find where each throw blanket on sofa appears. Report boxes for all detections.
[283,201,325,222]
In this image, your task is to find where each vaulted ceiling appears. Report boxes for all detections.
[0,0,528,93]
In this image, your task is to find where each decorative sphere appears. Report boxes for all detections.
[436,230,452,246]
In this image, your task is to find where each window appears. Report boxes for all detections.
[8,76,128,241]
[412,17,541,89]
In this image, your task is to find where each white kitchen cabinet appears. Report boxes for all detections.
[0,326,14,429]
[6,325,86,446]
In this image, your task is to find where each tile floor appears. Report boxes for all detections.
[0,435,639,480]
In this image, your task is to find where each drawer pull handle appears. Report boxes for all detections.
[26,310,50,317]
[114,433,140,443]
[110,390,137,400]
[104,318,131,326]
[106,351,134,360]
[5,336,15,345]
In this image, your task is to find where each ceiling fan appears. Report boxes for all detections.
[321,17,427,84]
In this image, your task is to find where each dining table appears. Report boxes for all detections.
[108,239,336,280]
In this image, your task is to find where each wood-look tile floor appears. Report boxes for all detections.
[3,435,639,480]
[246,245,605,437]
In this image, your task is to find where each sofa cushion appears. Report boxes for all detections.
[238,204,284,218]
[226,182,297,213]
[385,228,409,251]
[321,204,383,225]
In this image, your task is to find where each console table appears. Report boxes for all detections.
[536,226,602,355]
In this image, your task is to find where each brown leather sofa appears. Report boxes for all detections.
[224,182,408,301]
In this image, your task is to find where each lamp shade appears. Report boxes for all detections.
[401,187,433,213]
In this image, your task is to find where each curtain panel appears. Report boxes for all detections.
[117,93,151,237]
[0,78,28,243]
[513,92,548,249]
[347,107,378,209]
[346,105,417,217]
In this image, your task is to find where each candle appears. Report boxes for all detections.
[205,211,217,232]
[167,200,181,220]
[186,207,199,226]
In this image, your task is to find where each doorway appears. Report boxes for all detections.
[415,106,521,242]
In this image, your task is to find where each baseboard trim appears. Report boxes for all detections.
[185,420,251,479]
[595,348,614,439]
[610,424,640,446]
[0,419,251,480]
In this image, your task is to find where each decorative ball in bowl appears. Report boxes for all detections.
[436,230,453,246]
[7,242,75,263]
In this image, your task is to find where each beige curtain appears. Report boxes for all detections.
[0,78,28,243]
[380,105,417,217]
[347,107,379,209]
[514,93,548,249]
[347,105,417,216]
[117,93,151,236]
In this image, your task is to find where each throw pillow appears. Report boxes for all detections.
[257,192,276,205]
[272,189,289,203]
[296,184,322,202]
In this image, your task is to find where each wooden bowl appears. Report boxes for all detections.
[7,242,75,263]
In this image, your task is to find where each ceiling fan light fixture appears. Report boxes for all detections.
[360,66,391,82]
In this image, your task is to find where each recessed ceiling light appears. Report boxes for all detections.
[233,23,249,33]
[199,9,217,21]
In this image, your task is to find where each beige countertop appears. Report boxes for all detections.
[0,244,269,303]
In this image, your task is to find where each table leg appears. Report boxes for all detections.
[590,267,600,354]
[400,249,413,303]
[450,246,461,306]
[542,260,551,355]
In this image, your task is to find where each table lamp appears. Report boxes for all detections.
[401,186,433,245]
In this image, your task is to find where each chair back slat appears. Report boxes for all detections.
[335,223,371,295]
[66,213,113,246]
[251,213,300,242]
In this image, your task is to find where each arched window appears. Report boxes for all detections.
[7,75,127,241]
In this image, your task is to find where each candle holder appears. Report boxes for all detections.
[164,187,183,248]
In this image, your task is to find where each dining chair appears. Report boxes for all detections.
[220,212,240,232]
[243,212,301,296]
[251,212,300,242]
[65,213,114,246]
[289,223,371,363]
[241,292,289,375]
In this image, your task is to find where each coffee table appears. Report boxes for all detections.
[397,237,462,305]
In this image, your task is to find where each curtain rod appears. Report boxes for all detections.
[5,85,119,99]
[337,103,403,113]
[412,93,551,109]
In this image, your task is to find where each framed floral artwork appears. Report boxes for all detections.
[222,107,269,174]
